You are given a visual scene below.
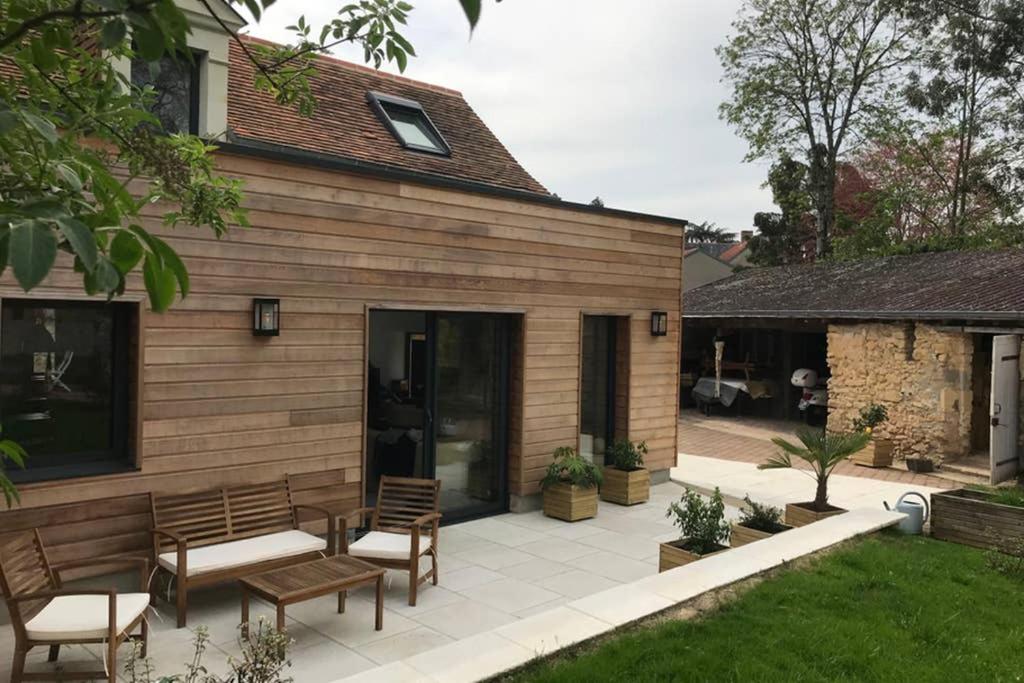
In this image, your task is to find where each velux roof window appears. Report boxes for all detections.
[368,91,451,156]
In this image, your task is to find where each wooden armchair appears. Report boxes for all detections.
[0,530,150,683]
[342,476,441,606]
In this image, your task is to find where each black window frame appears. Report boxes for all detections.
[0,298,136,483]
[367,91,452,156]
[130,49,202,136]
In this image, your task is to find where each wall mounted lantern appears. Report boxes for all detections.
[253,298,280,337]
[651,311,668,337]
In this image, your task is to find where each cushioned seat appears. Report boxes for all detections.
[157,530,327,577]
[348,531,431,561]
[25,593,150,641]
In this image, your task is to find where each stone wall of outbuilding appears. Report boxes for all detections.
[826,322,974,463]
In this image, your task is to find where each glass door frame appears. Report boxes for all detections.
[423,311,511,523]
[579,313,625,466]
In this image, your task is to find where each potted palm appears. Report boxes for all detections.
[659,487,730,571]
[760,428,870,527]
[600,439,650,506]
[541,446,602,522]
[730,495,792,547]
[850,403,893,468]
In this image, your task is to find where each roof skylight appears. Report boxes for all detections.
[367,91,451,156]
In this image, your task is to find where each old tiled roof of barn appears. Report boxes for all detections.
[684,249,1024,321]
[226,37,547,195]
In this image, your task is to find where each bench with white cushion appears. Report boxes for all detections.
[150,478,334,628]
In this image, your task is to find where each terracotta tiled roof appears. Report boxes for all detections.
[684,249,1024,321]
[718,241,749,263]
[226,37,547,195]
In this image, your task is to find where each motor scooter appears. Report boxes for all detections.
[791,368,828,425]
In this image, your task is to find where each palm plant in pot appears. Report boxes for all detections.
[541,446,602,522]
[760,427,870,527]
[600,439,650,506]
[659,487,730,571]
[850,403,893,468]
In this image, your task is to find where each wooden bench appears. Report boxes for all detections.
[151,477,335,628]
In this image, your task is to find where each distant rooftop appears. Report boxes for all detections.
[684,249,1024,321]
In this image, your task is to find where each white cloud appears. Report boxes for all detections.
[243,0,771,231]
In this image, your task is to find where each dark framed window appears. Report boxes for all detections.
[367,91,451,155]
[0,299,135,482]
[131,51,201,135]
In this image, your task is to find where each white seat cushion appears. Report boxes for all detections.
[348,531,431,561]
[25,593,150,641]
[158,530,327,577]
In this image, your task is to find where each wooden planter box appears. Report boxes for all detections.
[543,482,598,522]
[658,539,728,572]
[851,438,893,468]
[730,521,793,547]
[600,466,650,506]
[931,489,1024,552]
[785,502,847,527]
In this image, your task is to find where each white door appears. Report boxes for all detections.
[990,334,1021,484]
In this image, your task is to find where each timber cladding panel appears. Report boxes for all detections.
[0,150,682,558]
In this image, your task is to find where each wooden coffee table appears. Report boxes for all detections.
[240,555,386,636]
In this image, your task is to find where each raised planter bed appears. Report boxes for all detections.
[730,521,793,547]
[658,539,729,572]
[931,488,1024,551]
[785,502,847,528]
[600,466,650,506]
[851,438,893,468]
[543,482,598,522]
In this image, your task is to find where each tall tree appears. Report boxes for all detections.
[748,155,815,265]
[718,0,914,257]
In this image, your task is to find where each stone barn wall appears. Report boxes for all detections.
[826,322,974,463]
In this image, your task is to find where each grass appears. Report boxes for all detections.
[501,533,1024,682]
[967,484,1024,509]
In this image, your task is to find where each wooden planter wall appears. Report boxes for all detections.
[851,438,894,468]
[785,503,846,528]
[931,489,1024,552]
[730,522,792,548]
[658,540,727,572]
[600,467,649,506]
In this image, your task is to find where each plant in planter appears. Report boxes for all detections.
[659,487,730,571]
[760,427,870,527]
[730,495,792,547]
[541,446,602,522]
[850,403,893,468]
[600,439,650,506]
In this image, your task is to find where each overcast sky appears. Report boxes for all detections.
[243,0,771,233]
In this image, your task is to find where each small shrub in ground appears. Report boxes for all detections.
[737,495,787,533]
[985,533,1024,580]
[606,439,647,471]
[852,403,888,432]
[666,487,730,555]
[125,621,292,683]
[540,446,602,489]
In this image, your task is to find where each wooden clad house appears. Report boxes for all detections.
[0,1,685,568]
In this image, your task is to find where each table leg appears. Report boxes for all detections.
[276,603,286,633]
[338,589,346,614]
[241,587,250,640]
[375,574,384,631]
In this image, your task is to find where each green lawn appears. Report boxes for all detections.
[502,533,1024,682]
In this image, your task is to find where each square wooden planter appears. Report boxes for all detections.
[729,521,793,548]
[785,502,847,527]
[658,539,728,572]
[543,482,598,522]
[931,489,1024,552]
[851,438,893,468]
[600,466,650,506]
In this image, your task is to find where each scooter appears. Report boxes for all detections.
[791,368,828,425]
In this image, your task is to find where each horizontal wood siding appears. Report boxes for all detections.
[0,151,682,562]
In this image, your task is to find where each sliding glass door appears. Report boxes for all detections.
[366,310,510,522]
[580,315,616,464]
[431,313,509,519]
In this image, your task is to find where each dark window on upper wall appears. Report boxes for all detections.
[367,91,451,155]
[131,51,201,135]
[0,299,135,482]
